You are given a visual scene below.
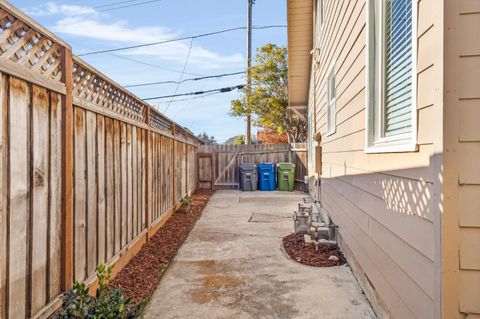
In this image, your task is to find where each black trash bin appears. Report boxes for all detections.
[239,163,258,191]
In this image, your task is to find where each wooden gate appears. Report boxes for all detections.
[198,144,307,190]
[198,153,214,190]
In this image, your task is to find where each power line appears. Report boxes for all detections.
[70,39,204,76]
[100,0,164,12]
[169,92,219,119]
[124,71,245,88]
[111,53,203,76]
[78,25,287,56]
[154,92,221,105]
[163,38,194,113]
[142,84,245,101]
[94,0,145,9]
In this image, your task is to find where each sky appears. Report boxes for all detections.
[10,0,287,143]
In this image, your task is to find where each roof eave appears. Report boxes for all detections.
[287,0,313,118]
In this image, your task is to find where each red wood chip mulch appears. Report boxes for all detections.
[282,233,346,267]
[111,189,214,303]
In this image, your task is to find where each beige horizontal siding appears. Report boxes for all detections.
[309,0,443,318]
[444,0,480,317]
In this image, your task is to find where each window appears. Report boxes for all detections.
[365,0,417,152]
[327,63,336,136]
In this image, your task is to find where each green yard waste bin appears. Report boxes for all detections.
[277,162,295,191]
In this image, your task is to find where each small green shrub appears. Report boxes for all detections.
[56,264,140,319]
[179,195,192,214]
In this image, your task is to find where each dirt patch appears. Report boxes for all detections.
[110,189,214,303]
[189,259,298,317]
[282,233,346,267]
[192,274,242,304]
[191,260,243,305]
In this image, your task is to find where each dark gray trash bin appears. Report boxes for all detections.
[239,163,258,191]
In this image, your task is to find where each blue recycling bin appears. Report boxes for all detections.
[257,163,276,191]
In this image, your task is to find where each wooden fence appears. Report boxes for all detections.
[0,3,201,318]
[198,144,307,190]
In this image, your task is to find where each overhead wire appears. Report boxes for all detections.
[142,84,245,101]
[154,91,221,105]
[169,92,220,119]
[94,0,147,9]
[123,71,245,88]
[110,53,203,76]
[60,0,164,11]
[69,39,204,76]
[99,0,164,12]
[77,25,287,56]
[163,38,194,113]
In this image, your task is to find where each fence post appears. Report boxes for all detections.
[145,108,151,240]
[61,47,74,290]
[172,125,177,207]
[185,143,188,195]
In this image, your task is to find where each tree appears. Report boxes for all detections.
[257,128,288,144]
[230,43,306,143]
[196,131,217,145]
[235,135,245,145]
[224,135,257,145]
[225,135,245,145]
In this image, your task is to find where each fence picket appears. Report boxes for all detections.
[31,85,49,313]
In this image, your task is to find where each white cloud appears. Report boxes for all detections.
[25,2,99,17]
[51,17,244,69]
[51,17,175,43]
[126,45,244,69]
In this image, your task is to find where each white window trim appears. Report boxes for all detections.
[315,0,324,37]
[364,0,418,154]
[326,61,336,136]
[312,0,324,66]
[307,106,314,167]
[317,0,324,28]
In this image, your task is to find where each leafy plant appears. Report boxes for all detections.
[179,195,192,214]
[56,264,140,319]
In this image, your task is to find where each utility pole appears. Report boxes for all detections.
[246,0,253,144]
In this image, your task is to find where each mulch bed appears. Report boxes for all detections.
[111,189,214,304]
[282,233,346,267]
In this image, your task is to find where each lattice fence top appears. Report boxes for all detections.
[150,108,172,131]
[73,59,148,124]
[0,7,64,83]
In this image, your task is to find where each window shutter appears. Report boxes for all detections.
[384,0,413,137]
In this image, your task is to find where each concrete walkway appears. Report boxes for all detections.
[144,191,376,319]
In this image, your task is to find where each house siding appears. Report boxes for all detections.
[308,0,443,318]
[444,1,480,318]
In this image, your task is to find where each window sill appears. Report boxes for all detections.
[364,142,418,154]
[326,129,336,137]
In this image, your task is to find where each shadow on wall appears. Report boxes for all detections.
[315,153,443,319]
[319,153,443,221]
